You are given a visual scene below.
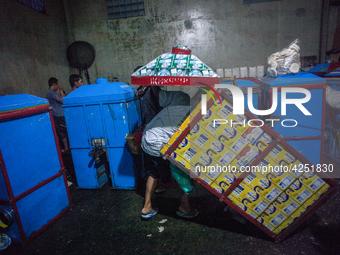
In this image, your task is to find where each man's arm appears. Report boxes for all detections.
[58,85,66,104]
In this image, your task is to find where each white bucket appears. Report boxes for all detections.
[224,68,232,77]
[216,68,224,77]
[240,66,248,78]
[257,65,264,79]
[232,67,240,78]
[249,66,256,77]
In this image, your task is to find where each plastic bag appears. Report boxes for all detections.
[267,39,301,77]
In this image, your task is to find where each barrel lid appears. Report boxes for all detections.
[63,80,135,105]
[0,94,48,113]
[263,72,326,87]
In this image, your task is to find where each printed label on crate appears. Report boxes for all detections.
[269,213,287,227]
[210,181,226,194]
[259,209,287,229]
[234,145,261,169]
[287,161,304,178]
[242,126,264,145]
[273,192,300,216]
[194,132,209,147]
[289,206,306,222]
[219,150,237,166]
[230,183,269,214]
[219,134,248,154]
[242,172,281,202]
[170,152,191,170]
[215,171,241,186]
[229,196,258,219]
[157,54,174,68]
[270,172,296,191]
[286,180,313,204]
[258,156,297,190]
[302,194,320,210]
[217,104,233,119]
[257,216,275,231]
[269,145,297,165]
[157,68,171,76]
[193,163,214,184]
[170,68,188,76]
[172,59,188,69]
[299,173,326,192]
[272,217,294,234]
[316,183,330,195]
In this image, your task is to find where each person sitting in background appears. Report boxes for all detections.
[46,77,69,153]
[69,74,83,91]
[141,90,198,220]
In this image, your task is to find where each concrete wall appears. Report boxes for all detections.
[67,0,333,86]
[0,0,71,97]
[0,0,338,97]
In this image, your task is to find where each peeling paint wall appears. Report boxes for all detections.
[0,0,71,97]
[67,0,335,85]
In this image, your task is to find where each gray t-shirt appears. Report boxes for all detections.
[141,90,190,157]
[46,89,64,117]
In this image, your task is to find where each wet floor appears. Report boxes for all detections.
[2,157,340,255]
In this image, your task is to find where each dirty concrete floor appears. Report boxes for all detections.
[2,157,340,255]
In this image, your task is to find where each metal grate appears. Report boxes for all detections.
[17,0,46,13]
[106,0,145,19]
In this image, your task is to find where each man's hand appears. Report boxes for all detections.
[59,85,66,98]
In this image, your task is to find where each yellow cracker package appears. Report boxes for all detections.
[161,130,181,155]
[190,101,202,119]
[196,109,220,131]
[189,124,210,148]
[302,193,320,210]
[189,149,222,181]
[268,145,299,166]
[232,145,261,170]
[192,129,240,163]
[198,119,249,155]
[192,163,214,185]
[229,183,270,215]
[160,143,170,156]
[211,102,249,134]
[209,96,232,114]
[174,141,198,164]
[285,160,304,178]
[261,206,287,228]
[273,192,300,216]
[272,217,294,234]
[299,172,328,193]
[170,151,192,170]
[210,180,227,195]
[241,126,266,147]
[215,170,243,187]
[213,127,248,155]
[289,206,306,221]
[258,156,297,191]
[257,216,276,232]
[228,195,259,219]
[285,179,313,205]
[316,182,330,195]
[227,114,249,134]
[242,172,282,202]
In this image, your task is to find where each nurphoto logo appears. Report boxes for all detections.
[200,84,312,128]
